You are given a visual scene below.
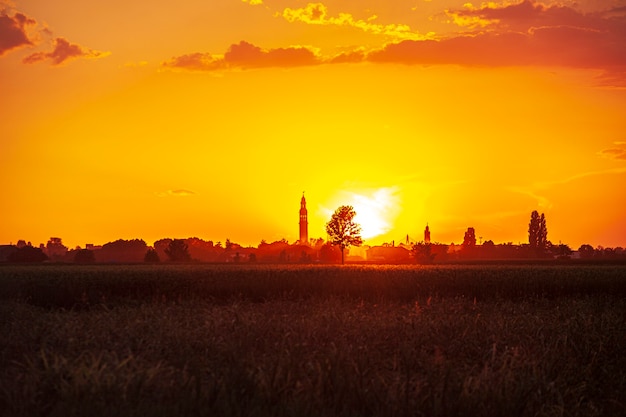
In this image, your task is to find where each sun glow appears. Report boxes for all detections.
[344,188,400,241]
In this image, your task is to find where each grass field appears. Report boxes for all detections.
[1,264,625,417]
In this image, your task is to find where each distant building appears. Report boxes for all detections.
[366,245,411,263]
[299,193,308,245]
[424,224,431,244]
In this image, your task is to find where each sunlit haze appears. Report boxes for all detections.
[1,0,625,249]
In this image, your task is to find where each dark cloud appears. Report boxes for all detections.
[367,33,531,67]
[0,10,35,55]
[163,41,319,71]
[22,37,108,65]
[366,1,626,85]
[450,0,595,31]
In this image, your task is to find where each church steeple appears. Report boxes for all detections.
[299,193,308,245]
[424,223,431,244]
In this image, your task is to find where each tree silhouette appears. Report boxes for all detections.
[74,249,95,264]
[165,239,191,262]
[537,213,548,250]
[578,244,595,259]
[144,248,160,263]
[325,205,363,264]
[99,239,148,263]
[553,243,572,258]
[412,242,435,264]
[529,211,539,249]
[529,211,548,254]
[8,246,48,263]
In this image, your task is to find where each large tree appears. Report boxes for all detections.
[528,211,548,253]
[537,213,548,250]
[325,205,363,264]
[412,242,435,264]
[165,239,191,262]
[144,248,160,263]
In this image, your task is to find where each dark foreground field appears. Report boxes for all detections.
[1,264,625,417]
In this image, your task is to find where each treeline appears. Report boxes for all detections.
[1,237,625,264]
[0,237,344,264]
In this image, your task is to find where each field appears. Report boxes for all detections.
[1,264,625,417]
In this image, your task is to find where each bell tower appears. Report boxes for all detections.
[299,193,308,245]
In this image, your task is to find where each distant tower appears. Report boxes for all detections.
[299,193,308,245]
[424,224,431,244]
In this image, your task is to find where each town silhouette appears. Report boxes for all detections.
[1,195,624,264]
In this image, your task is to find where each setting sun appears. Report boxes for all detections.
[344,188,401,241]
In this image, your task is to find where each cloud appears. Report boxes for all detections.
[533,167,626,188]
[242,0,263,5]
[224,41,318,67]
[162,41,319,71]
[156,189,196,197]
[22,37,109,65]
[161,52,222,71]
[599,148,626,160]
[163,1,625,84]
[446,0,613,32]
[1,6,109,65]
[367,1,626,84]
[508,187,553,210]
[281,2,430,41]
[330,49,366,64]
[367,33,531,66]
[0,9,36,55]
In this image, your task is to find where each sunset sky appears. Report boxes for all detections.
[2,0,625,249]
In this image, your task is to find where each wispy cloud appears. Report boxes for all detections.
[23,37,109,65]
[599,147,626,160]
[280,2,430,41]
[121,60,148,69]
[156,189,196,197]
[508,187,553,210]
[534,167,626,188]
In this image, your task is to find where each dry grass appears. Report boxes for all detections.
[1,264,625,416]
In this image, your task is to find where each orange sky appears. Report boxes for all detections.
[1,0,626,249]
